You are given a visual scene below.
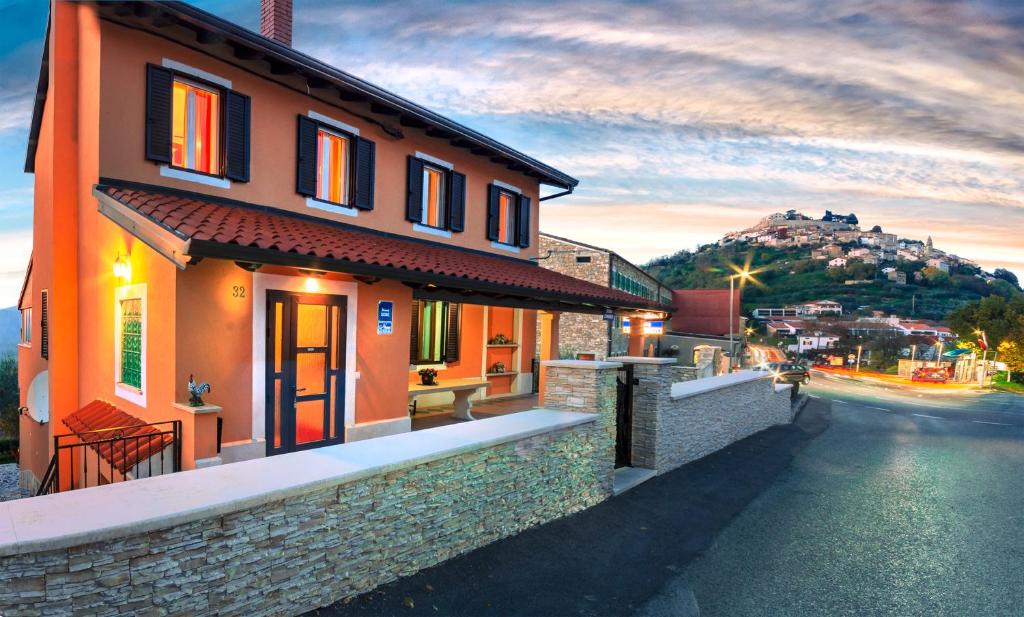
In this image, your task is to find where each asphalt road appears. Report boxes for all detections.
[678,373,1024,616]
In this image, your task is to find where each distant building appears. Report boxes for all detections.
[797,334,840,352]
[887,270,907,284]
[801,300,843,316]
[753,300,841,321]
[538,233,672,359]
[926,258,950,273]
[828,257,848,269]
[670,289,741,337]
[767,320,805,336]
[822,210,859,225]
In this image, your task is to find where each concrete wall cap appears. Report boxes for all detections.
[670,370,769,400]
[542,360,623,369]
[172,402,222,415]
[0,409,595,557]
[614,356,677,365]
[774,383,794,392]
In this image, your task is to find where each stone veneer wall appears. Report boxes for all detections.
[537,235,612,359]
[0,365,617,616]
[621,359,794,473]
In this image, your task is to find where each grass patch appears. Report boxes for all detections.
[991,372,1024,394]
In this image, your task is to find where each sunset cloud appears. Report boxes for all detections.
[0,0,1021,306]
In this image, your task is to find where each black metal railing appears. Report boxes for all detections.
[36,420,182,496]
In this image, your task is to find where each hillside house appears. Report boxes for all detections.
[16,0,660,493]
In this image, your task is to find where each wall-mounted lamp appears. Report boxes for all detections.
[113,254,131,282]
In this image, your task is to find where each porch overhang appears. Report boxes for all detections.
[94,180,665,315]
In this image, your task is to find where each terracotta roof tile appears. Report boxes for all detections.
[62,400,175,476]
[99,183,660,310]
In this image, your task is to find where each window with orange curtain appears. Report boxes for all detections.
[315,128,350,204]
[171,78,221,175]
[497,191,516,245]
[419,165,447,228]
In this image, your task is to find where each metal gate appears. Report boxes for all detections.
[615,364,636,468]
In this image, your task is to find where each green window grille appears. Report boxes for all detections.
[120,298,143,389]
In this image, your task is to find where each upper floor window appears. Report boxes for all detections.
[297,115,376,211]
[406,155,465,233]
[171,78,221,175]
[145,63,250,183]
[487,184,531,248]
[19,307,31,345]
[316,128,350,205]
[420,165,448,229]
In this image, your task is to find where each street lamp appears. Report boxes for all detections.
[728,269,751,371]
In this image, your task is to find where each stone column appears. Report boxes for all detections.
[541,360,621,492]
[537,311,560,405]
[627,317,646,356]
[614,357,675,470]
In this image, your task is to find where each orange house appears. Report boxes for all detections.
[17,0,660,492]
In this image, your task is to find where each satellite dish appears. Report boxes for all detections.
[25,370,49,424]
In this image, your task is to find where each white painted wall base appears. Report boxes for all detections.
[345,416,411,442]
[220,439,266,464]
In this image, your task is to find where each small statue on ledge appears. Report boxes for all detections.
[188,374,212,407]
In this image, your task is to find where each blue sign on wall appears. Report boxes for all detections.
[377,301,393,335]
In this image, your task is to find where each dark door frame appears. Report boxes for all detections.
[265,290,347,456]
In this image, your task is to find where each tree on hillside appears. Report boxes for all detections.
[922,266,952,287]
[993,268,1020,289]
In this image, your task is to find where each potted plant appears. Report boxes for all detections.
[489,333,512,345]
[418,367,438,385]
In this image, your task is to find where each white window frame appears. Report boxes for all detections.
[19,307,31,346]
[408,152,454,237]
[419,164,449,230]
[159,58,232,189]
[114,283,147,408]
[314,126,352,207]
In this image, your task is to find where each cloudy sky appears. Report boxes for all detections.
[1,0,1022,306]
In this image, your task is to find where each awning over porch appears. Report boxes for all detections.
[94,181,663,314]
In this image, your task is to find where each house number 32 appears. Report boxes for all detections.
[232,285,246,298]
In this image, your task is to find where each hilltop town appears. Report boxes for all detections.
[645,209,1021,322]
[722,209,985,284]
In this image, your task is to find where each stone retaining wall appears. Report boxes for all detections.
[620,359,794,473]
[0,366,617,617]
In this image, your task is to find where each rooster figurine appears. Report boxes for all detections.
[188,374,211,407]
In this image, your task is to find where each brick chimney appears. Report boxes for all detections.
[260,0,293,46]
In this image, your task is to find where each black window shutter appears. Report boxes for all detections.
[409,300,420,363]
[40,290,49,360]
[352,137,376,210]
[224,90,251,182]
[448,171,466,232]
[296,115,318,196]
[145,64,173,164]
[517,195,532,248]
[406,156,425,222]
[444,303,461,363]
[486,184,501,241]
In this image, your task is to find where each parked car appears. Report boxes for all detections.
[912,367,949,383]
[759,362,811,385]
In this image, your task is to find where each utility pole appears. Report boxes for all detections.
[856,344,863,372]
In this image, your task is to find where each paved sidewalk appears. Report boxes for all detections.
[310,398,830,617]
